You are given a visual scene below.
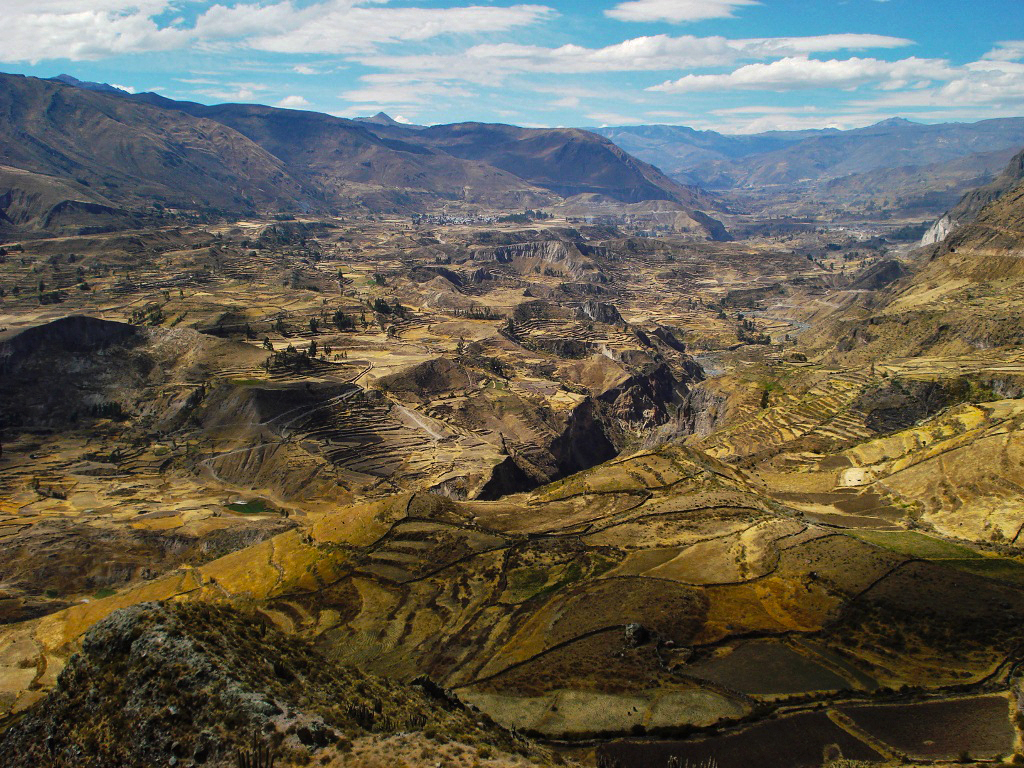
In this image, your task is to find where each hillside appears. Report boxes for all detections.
[0,73,316,222]
[407,122,720,208]
[809,148,1024,362]
[138,97,712,211]
[598,118,1024,189]
[2,192,1024,767]
[922,146,1024,243]
[0,165,140,234]
[129,95,556,210]
[0,601,555,768]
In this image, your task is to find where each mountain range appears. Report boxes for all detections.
[4,69,1023,237]
[596,118,1024,218]
[0,72,719,237]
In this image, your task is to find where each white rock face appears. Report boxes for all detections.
[920,213,954,246]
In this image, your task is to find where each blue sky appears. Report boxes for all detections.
[2,0,1023,133]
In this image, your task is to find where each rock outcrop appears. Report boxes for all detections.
[921,146,1024,245]
[0,601,549,767]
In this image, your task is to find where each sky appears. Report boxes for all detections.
[1,0,1023,133]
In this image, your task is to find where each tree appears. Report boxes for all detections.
[332,310,354,331]
[309,317,319,334]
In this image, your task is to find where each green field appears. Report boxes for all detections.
[225,499,276,516]
[946,557,1024,586]
[847,530,983,559]
[847,530,1024,585]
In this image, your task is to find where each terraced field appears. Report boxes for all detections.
[1,440,1022,753]
[5,213,1024,767]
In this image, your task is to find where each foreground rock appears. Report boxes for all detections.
[0,601,557,768]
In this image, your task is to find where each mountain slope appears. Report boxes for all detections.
[0,72,725,229]
[922,145,1024,243]
[130,94,555,208]
[594,123,816,186]
[0,73,316,218]
[595,118,1024,218]
[720,118,1024,188]
[0,165,139,234]
[598,118,1024,191]
[407,122,720,208]
[137,94,713,210]
[0,601,554,768]
[814,150,1024,361]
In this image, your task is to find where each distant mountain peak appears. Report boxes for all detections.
[50,74,128,95]
[358,112,403,126]
[873,117,917,128]
[354,111,427,131]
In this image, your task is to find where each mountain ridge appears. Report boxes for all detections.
[594,117,1024,218]
[0,71,726,237]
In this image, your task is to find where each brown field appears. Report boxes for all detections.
[839,695,1015,760]
[596,711,885,768]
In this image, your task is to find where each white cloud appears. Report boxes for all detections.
[983,41,1024,62]
[0,0,556,62]
[648,56,955,93]
[605,0,759,23]
[184,80,272,102]
[110,83,136,93]
[711,105,822,115]
[357,33,913,82]
[195,1,556,55]
[293,65,319,75]
[846,57,1024,110]
[342,76,472,105]
[276,94,311,108]
[585,111,645,125]
[3,7,189,62]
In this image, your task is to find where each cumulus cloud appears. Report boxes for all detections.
[276,94,311,108]
[181,80,272,102]
[605,0,759,23]
[983,41,1024,62]
[551,95,582,108]
[852,68,1024,109]
[648,56,956,93]
[4,7,188,62]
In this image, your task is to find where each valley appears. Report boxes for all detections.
[2,169,1024,767]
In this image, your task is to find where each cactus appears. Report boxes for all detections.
[235,738,275,768]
